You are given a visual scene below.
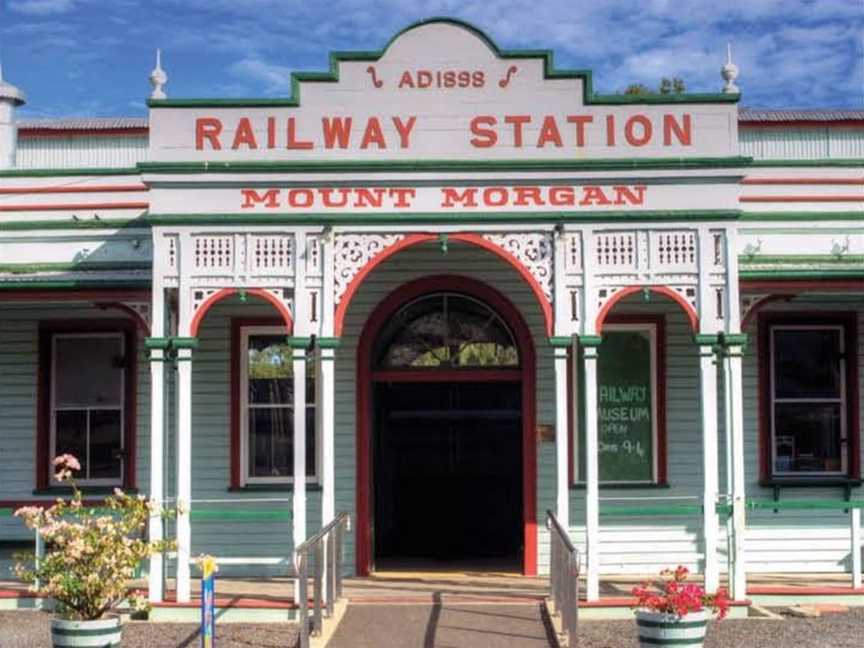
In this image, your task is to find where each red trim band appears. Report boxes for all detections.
[0,185,148,195]
[741,178,864,186]
[740,195,864,203]
[0,202,149,212]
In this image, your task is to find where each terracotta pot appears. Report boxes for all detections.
[50,615,122,647]
[635,609,709,647]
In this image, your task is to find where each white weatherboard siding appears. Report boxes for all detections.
[335,241,555,574]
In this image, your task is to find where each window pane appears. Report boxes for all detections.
[374,293,519,368]
[248,335,292,405]
[248,408,316,478]
[55,336,123,407]
[774,402,843,473]
[89,409,122,479]
[773,329,841,399]
[56,410,88,478]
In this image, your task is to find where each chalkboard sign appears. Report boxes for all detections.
[597,327,655,482]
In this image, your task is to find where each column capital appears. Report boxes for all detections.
[286,336,313,350]
[578,334,603,348]
[316,336,342,349]
[548,336,574,348]
[721,332,748,347]
[693,333,722,346]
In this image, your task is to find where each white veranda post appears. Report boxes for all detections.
[292,345,308,553]
[553,344,570,529]
[724,335,748,600]
[175,344,193,603]
[319,345,336,525]
[696,335,721,593]
[147,288,166,603]
[581,338,601,601]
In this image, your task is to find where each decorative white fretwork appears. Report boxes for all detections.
[194,235,233,271]
[595,232,636,269]
[250,235,294,273]
[654,231,696,267]
[482,233,553,301]
[333,233,405,304]
[564,233,582,274]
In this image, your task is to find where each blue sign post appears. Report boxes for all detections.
[199,556,217,648]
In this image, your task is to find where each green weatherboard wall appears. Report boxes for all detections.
[597,330,654,482]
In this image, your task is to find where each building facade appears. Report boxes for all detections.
[0,19,861,604]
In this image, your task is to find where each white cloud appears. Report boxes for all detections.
[228,57,294,94]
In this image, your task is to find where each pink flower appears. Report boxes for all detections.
[53,454,81,471]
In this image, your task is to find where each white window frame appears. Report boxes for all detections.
[239,326,319,486]
[50,332,125,486]
[573,322,660,485]
[769,324,847,477]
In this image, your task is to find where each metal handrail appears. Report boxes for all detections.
[294,512,351,648]
[546,510,579,647]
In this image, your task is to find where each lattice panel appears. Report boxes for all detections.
[166,235,178,271]
[306,235,323,277]
[483,233,554,301]
[193,236,233,271]
[654,231,697,267]
[250,235,294,273]
[333,233,405,304]
[595,232,636,269]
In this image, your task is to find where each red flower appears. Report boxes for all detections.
[632,565,729,620]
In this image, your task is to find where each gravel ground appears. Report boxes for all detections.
[0,608,862,647]
[0,612,299,648]
[578,608,864,648]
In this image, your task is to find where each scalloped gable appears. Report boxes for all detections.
[147,18,740,163]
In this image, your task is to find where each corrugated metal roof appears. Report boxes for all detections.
[18,117,149,131]
[739,109,864,123]
[13,110,864,132]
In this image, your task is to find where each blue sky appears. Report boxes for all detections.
[1,0,862,118]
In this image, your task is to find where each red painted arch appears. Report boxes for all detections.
[355,275,538,577]
[595,285,700,334]
[333,233,553,336]
[188,288,293,337]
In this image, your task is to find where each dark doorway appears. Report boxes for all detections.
[369,291,525,570]
[374,380,523,566]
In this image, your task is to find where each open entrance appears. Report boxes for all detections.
[358,281,536,573]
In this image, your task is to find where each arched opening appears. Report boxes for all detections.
[189,288,293,337]
[595,285,699,334]
[357,275,537,575]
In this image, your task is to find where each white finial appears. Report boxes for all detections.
[721,42,740,94]
[149,48,168,100]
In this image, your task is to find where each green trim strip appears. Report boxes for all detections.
[147,17,739,109]
[0,219,150,231]
[0,167,140,178]
[637,619,708,629]
[601,504,702,517]
[748,159,864,168]
[144,337,172,350]
[578,335,603,347]
[190,509,292,521]
[637,637,704,646]
[749,499,863,511]
[139,157,752,174]
[739,269,864,280]
[146,210,741,226]
[0,279,149,290]
[172,337,199,350]
[0,262,151,274]
[693,334,721,346]
[287,336,313,349]
[548,336,574,348]
[740,212,864,222]
[316,337,342,349]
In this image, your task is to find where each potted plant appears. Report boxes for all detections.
[632,566,730,648]
[14,454,175,647]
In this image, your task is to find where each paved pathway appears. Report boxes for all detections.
[327,597,554,648]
